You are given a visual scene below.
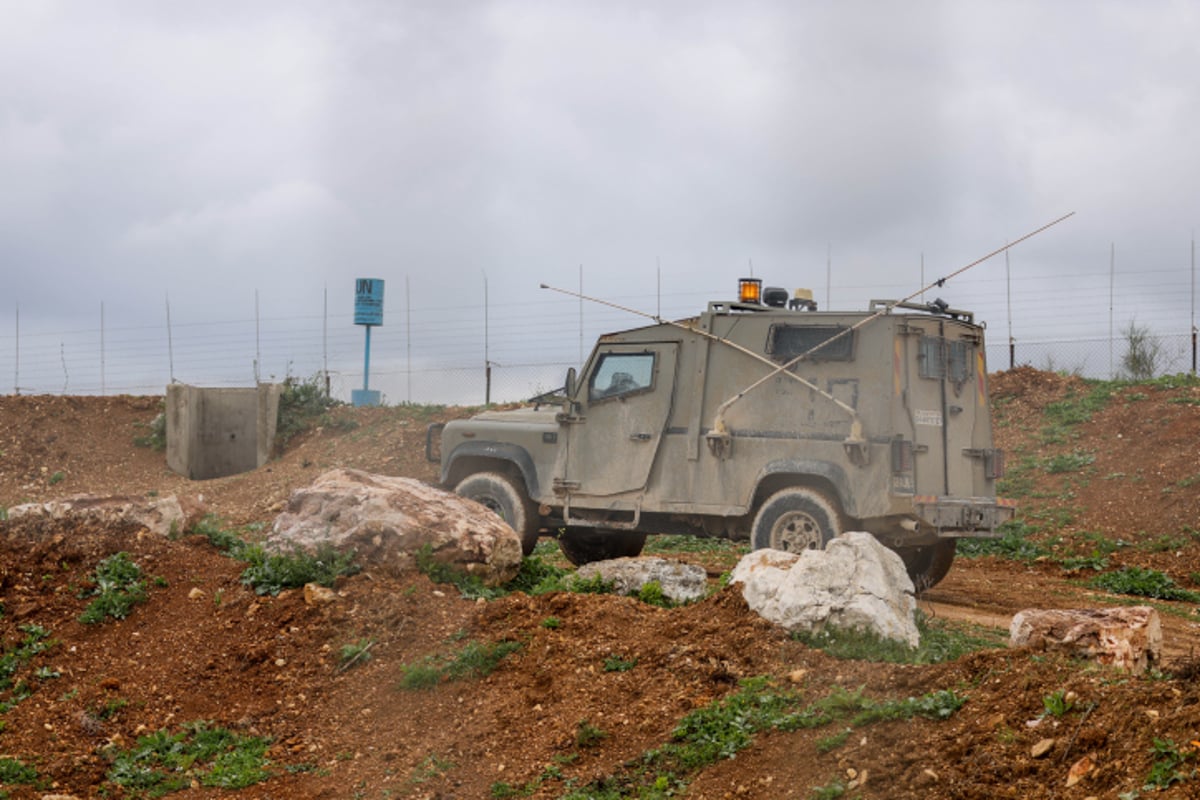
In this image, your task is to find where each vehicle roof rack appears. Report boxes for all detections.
[869,299,974,323]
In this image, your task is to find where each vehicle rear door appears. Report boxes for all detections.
[904,320,985,497]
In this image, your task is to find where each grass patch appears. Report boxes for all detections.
[104,720,272,795]
[562,677,965,799]
[79,552,148,624]
[794,612,1004,664]
[398,639,523,691]
[1089,567,1200,602]
[1039,382,1117,444]
[1042,450,1095,474]
[958,520,1049,561]
[415,547,615,601]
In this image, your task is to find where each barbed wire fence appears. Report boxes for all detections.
[2,262,1197,406]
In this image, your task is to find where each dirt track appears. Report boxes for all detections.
[0,368,1199,798]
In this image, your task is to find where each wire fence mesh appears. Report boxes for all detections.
[2,289,1197,405]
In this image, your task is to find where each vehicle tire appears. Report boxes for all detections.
[897,540,957,592]
[454,471,540,556]
[557,527,647,566]
[751,487,842,553]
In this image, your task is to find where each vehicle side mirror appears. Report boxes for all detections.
[565,367,577,399]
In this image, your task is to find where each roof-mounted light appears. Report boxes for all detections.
[738,277,762,304]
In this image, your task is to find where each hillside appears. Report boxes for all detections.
[0,369,1197,799]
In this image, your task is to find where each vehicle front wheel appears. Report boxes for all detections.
[896,540,957,592]
[557,528,647,566]
[454,471,540,556]
[751,487,842,553]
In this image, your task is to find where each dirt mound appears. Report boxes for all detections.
[0,384,1198,797]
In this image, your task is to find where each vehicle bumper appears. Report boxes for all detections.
[912,495,1017,537]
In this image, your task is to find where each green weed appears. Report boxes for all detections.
[540,616,562,629]
[338,638,375,670]
[239,542,360,596]
[79,552,147,623]
[810,780,846,799]
[602,655,638,673]
[815,728,851,754]
[0,757,38,785]
[275,372,341,450]
[1041,689,1075,717]
[48,470,65,485]
[408,754,455,786]
[1144,737,1196,790]
[576,719,608,748]
[637,581,671,607]
[133,409,167,451]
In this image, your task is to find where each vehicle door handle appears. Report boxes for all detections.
[629,432,652,441]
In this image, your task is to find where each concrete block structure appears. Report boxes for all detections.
[166,383,282,480]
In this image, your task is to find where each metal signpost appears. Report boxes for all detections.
[352,278,384,407]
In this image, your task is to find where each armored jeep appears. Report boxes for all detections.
[427,281,1014,589]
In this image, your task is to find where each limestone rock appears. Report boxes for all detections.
[1031,738,1056,758]
[574,557,708,604]
[730,532,918,647]
[5,494,195,538]
[304,583,338,605]
[269,468,523,586]
[1009,607,1161,673]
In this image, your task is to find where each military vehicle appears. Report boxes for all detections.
[427,279,1014,589]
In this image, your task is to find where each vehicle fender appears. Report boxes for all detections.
[753,459,856,517]
[443,441,540,498]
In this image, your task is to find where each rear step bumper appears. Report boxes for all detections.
[912,495,1018,537]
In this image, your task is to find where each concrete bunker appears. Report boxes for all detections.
[166,383,281,480]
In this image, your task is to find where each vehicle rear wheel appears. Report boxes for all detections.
[897,540,957,592]
[557,527,647,566]
[751,487,841,552]
[454,471,540,556]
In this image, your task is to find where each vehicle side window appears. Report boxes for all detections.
[589,352,656,401]
[766,325,854,362]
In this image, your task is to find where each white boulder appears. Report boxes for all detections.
[574,557,709,604]
[269,468,523,586]
[5,494,193,538]
[730,532,919,647]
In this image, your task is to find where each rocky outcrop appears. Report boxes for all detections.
[730,532,919,646]
[4,494,195,538]
[1009,606,1161,673]
[269,468,523,586]
[574,557,709,604]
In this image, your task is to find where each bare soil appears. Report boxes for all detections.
[0,368,1198,799]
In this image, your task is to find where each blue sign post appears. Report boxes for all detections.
[352,278,384,407]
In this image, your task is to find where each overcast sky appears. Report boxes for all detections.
[2,1,1199,400]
